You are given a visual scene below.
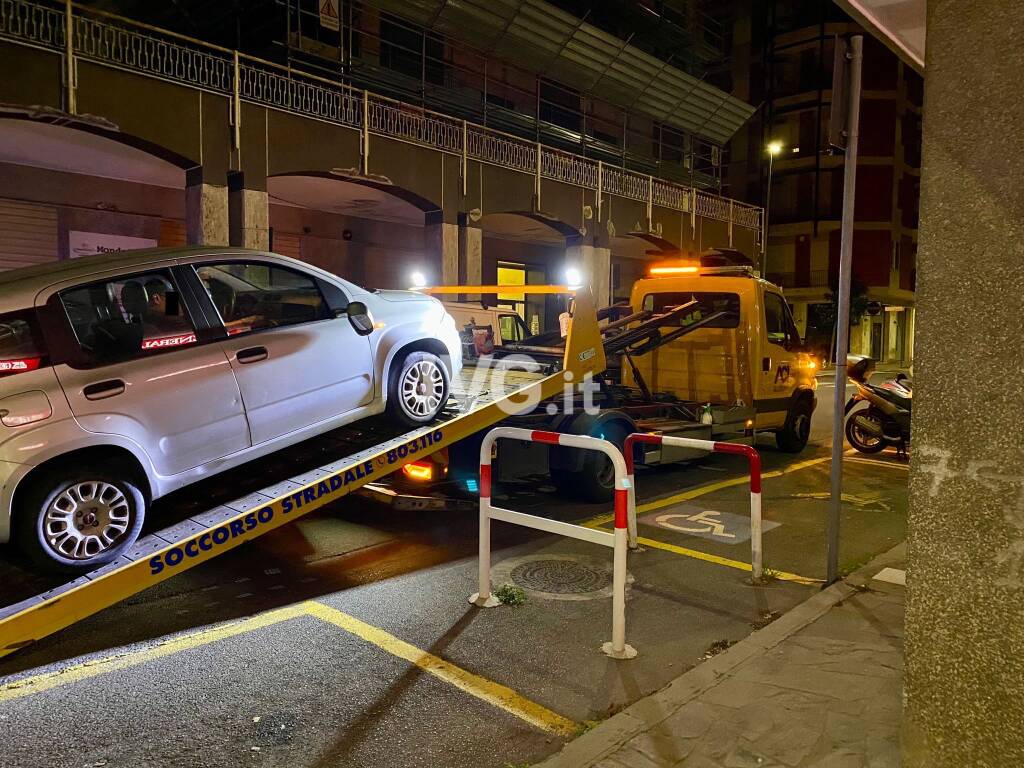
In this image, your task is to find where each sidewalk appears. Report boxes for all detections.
[538,545,905,768]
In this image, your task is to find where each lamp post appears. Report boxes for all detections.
[763,140,783,276]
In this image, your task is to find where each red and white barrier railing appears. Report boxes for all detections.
[624,433,764,581]
[470,426,637,659]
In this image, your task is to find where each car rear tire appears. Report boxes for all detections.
[386,351,450,428]
[16,466,146,574]
[776,398,812,453]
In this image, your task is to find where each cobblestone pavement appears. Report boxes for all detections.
[540,546,906,768]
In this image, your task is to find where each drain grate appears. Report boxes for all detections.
[510,559,611,594]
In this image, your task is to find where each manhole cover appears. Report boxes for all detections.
[491,554,631,602]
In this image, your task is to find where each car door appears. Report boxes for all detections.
[189,259,375,446]
[757,288,799,427]
[48,266,251,477]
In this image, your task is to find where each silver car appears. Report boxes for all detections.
[0,247,462,572]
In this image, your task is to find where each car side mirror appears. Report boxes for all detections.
[345,301,375,336]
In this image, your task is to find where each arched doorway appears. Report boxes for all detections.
[0,116,193,268]
[478,211,581,335]
[267,172,442,289]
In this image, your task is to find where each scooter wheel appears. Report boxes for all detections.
[845,409,887,454]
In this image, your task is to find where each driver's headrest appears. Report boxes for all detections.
[121,281,147,319]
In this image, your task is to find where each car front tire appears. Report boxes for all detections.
[386,351,451,428]
[16,466,146,574]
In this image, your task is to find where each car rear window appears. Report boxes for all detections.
[0,310,47,375]
[59,270,198,362]
[642,292,740,329]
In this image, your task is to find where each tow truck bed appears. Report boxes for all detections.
[0,287,605,658]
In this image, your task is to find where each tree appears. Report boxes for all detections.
[820,278,871,363]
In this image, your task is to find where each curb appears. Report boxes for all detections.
[536,542,906,768]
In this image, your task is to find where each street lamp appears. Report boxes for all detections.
[763,141,784,275]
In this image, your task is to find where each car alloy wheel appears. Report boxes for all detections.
[42,480,132,561]
[400,358,446,418]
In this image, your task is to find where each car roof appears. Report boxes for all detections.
[0,246,355,312]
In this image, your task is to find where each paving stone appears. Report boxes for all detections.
[624,725,698,764]
[805,749,865,768]
[655,700,720,741]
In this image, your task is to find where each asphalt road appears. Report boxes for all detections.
[0,380,908,768]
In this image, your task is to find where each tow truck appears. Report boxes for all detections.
[384,251,817,503]
[0,254,815,656]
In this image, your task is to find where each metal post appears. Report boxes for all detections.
[763,150,774,263]
[361,90,370,174]
[64,0,76,115]
[232,51,241,150]
[596,160,603,222]
[826,35,863,585]
[461,120,468,197]
[535,141,542,211]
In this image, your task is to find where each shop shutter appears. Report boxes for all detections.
[0,199,58,271]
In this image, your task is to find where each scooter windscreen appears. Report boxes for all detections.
[846,355,875,383]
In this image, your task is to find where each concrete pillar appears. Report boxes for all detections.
[426,217,458,287]
[904,3,1024,765]
[566,243,611,309]
[185,168,229,246]
[228,172,269,250]
[458,214,482,300]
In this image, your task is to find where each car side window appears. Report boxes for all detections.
[764,291,799,350]
[59,270,197,363]
[194,262,330,336]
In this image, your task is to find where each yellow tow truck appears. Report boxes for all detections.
[387,250,818,503]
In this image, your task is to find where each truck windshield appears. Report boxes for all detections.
[642,292,740,329]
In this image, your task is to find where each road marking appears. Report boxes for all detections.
[580,454,833,530]
[579,456,829,584]
[634,536,818,585]
[0,603,308,703]
[844,455,910,471]
[656,510,735,538]
[790,491,892,512]
[0,601,579,737]
[303,601,577,735]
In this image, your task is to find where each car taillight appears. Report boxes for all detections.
[0,357,43,376]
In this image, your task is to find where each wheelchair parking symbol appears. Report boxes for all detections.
[657,510,735,538]
[640,504,780,545]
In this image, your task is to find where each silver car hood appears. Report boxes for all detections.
[372,289,434,303]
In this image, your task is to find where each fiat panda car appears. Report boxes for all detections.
[0,247,461,572]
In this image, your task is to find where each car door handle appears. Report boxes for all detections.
[762,356,772,372]
[83,379,126,401]
[236,346,268,364]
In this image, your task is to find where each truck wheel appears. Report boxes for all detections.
[16,466,146,574]
[575,423,631,503]
[386,351,450,428]
[776,398,812,453]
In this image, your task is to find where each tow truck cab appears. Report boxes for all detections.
[626,262,817,444]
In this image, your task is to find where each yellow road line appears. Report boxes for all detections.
[844,456,910,470]
[2,600,577,737]
[0,603,307,703]
[303,601,576,735]
[634,537,819,585]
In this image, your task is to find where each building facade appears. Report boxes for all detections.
[725,0,922,365]
[0,0,764,335]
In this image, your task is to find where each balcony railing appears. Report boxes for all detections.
[0,0,763,239]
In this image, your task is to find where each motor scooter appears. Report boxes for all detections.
[843,356,911,457]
